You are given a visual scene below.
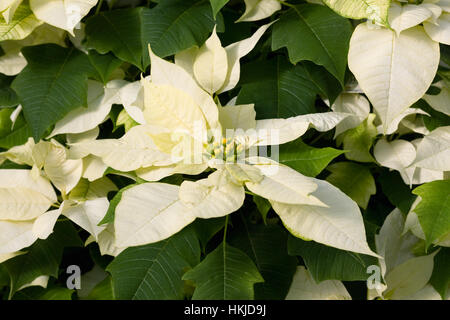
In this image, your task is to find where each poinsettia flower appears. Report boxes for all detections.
[0,137,117,257]
[69,45,378,258]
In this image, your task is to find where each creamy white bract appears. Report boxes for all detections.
[66,30,378,258]
[0,137,117,258]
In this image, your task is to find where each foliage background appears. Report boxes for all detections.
[0,0,449,300]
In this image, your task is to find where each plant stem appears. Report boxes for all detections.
[309,132,327,145]
[95,0,104,15]
[276,0,296,9]
[223,215,229,244]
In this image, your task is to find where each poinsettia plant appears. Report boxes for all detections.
[0,0,448,301]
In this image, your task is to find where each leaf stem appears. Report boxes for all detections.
[223,215,229,244]
[95,0,104,15]
[276,0,296,9]
[309,132,327,145]
[51,202,60,209]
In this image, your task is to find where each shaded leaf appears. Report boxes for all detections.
[430,248,450,299]
[183,242,264,300]
[229,217,297,300]
[288,235,377,282]
[107,227,200,300]
[272,4,352,84]
[11,45,92,140]
[237,56,335,119]
[326,162,376,209]
[3,222,82,298]
[88,51,123,84]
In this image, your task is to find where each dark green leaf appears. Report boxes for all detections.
[85,8,144,69]
[3,222,82,298]
[430,247,450,299]
[88,51,123,84]
[278,139,344,177]
[86,276,115,300]
[253,195,271,224]
[0,265,8,288]
[326,162,376,209]
[0,159,29,169]
[229,218,297,300]
[0,107,13,138]
[414,100,450,131]
[0,74,19,107]
[237,56,325,119]
[11,44,92,141]
[98,183,141,225]
[271,4,352,85]
[107,227,200,300]
[141,0,218,64]
[210,0,230,18]
[192,217,225,251]
[0,122,32,149]
[288,235,378,282]
[86,1,217,70]
[183,242,263,300]
[12,286,74,300]
[378,170,416,214]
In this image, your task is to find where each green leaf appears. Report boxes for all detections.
[302,61,342,105]
[39,287,74,300]
[0,159,29,169]
[229,218,297,300]
[0,121,32,149]
[116,109,139,132]
[183,242,264,300]
[430,247,450,299]
[191,217,226,251]
[288,235,378,282]
[378,170,416,214]
[107,227,200,300]
[326,162,376,209]
[11,44,92,141]
[414,100,450,131]
[0,74,19,107]
[253,195,271,224]
[412,180,450,247]
[3,221,82,298]
[278,139,345,177]
[88,51,123,84]
[141,0,218,64]
[237,56,334,119]
[86,276,115,300]
[271,4,352,85]
[0,108,13,138]
[210,0,230,18]
[0,2,42,41]
[85,8,144,70]
[86,1,217,70]
[0,265,8,288]
[98,183,140,225]
[13,286,74,300]
[337,114,377,163]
